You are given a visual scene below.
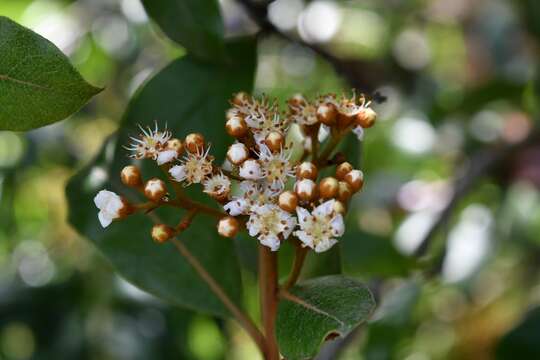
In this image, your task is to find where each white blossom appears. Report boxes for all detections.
[169,146,213,185]
[294,200,345,252]
[203,173,231,199]
[247,204,297,251]
[223,181,277,216]
[156,149,178,165]
[94,190,125,228]
[257,144,295,192]
[352,125,364,141]
[239,159,262,180]
[125,123,171,160]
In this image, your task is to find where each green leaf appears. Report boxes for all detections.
[141,0,226,61]
[66,39,256,317]
[0,16,101,131]
[276,275,376,360]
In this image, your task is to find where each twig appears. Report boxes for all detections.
[259,245,280,360]
[282,243,308,290]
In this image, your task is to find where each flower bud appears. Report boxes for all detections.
[185,133,205,153]
[232,92,250,106]
[239,159,262,180]
[288,94,306,108]
[337,181,353,202]
[144,178,167,202]
[278,191,298,213]
[264,131,284,152]
[120,165,142,187]
[203,173,231,202]
[226,114,248,138]
[296,162,318,180]
[335,162,353,180]
[332,200,346,215]
[295,179,317,202]
[344,169,364,192]
[355,108,377,128]
[151,224,175,243]
[227,143,249,165]
[217,216,240,238]
[337,113,354,129]
[319,177,339,199]
[166,138,184,154]
[317,103,337,125]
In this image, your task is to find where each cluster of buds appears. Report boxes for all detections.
[93,91,376,253]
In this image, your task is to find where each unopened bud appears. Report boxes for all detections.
[337,181,353,202]
[295,179,318,202]
[335,162,353,180]
[232,92,250,106]
[185,133,205,153]
[332,200,346,215]
[239,159,262,180]
[296,162,318,180]
[121,165,142,187]
[217,216,240,238]
[151,224,175,243]
[265,131,284,152]
[227,143,249,165]
[317,103,337,125]
[319,177,339,199]
[166,138,184,154]
[226,113,248,138]
[337,113,354,129]
[355,107,377,128]
[278,191,298,213]
[144,178,167,202]
[344,169,364,192]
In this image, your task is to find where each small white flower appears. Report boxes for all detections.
[203,173,231,200]
[247,204,297,251]
[156,149,178,165]
[289,96,319,126]
[294,200,345,253]
[239,159,262,180]
[336,92,370,118]
[125,123,171,160]
[223,181,277,216]
[94,190,126,228]
[352,125,364,141]
[257,144,295,192]
[169,146,213,185]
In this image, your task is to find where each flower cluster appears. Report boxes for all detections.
[93,91,376,253]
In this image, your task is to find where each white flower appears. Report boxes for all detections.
[294,200,345,253]
[203,173,231,200]
[125,123,171,160]
[247,204,297,251]
[169,146,213,185]
[336,92,370,118]
[94,190,126,228]
[352,125,364,141]
[239,159,262,180]
[257,144,295,192]
[156,149,178,165]
[289,97,319,126]
[223,181,277,216]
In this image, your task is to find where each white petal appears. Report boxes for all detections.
[318,124,330,142]
[330,214,345,237]
[169,165,186,182]
[98,211,113,228]
[259,235,281,251]
[224,199,248,216]
[295,207,311,228]
[156,150,177,165]
[314,239,338,253]
[352,125,364,141]
[94,190,118,209]
[314,199,335,218]
[294,230,314,249]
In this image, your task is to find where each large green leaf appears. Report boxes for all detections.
[276,275,375,360]
[0,16,101,131]
[141,0,226,61]
[66,39,256,317]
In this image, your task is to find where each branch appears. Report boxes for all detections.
[259,245,280,360]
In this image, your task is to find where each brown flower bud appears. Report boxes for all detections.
[355,108,377,128]
[232,92,250,106]
[295,179,318,202]
[332,200,346,215]
[319,177,339,199]
[278,191,298,213]
[225,114,248,138]
[217,216,240,238]
[317,103,337,125]
[265,131,284,152]
[337,181,353,202]
[335,162,353,180]
[185,133,205,153]
[296,162,318,180]
[226,143,249,165]
[151,224,175,243]
[144,178,167,202]
[337,113,354,129]
[344,169,364,192]
[120,165,142,187]
[166,138,184,154]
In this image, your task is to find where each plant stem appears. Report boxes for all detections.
[170,236,267,355]
[282,244,308,290]
[259,245,280,360]
[315,133,343,167]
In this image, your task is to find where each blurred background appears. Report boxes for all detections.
[1,0,540,359]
